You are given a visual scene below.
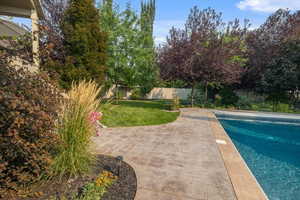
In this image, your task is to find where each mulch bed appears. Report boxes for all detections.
[13,155,137,200]
[99,156,137,200]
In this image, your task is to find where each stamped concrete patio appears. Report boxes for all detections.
[93,108,237,200]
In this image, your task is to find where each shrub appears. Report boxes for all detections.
[0,64,62,196]
[194,90,206,105]
[219,87,239,106]
[187,88,205,106]
[130,88,142,100]
[170,96,180,111]
[52,81,102,178]
[236,95,252,110]
[114,87,127,100]
[250,104,260,111]
[203,101,216,109]
[277,103,291,113]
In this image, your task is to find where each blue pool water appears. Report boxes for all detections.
[216,113,300,200]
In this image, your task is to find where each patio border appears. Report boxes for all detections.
[208,111,268,200]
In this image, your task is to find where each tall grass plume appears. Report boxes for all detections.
[52,81,102,178]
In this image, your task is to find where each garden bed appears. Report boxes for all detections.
[17,155,137,200]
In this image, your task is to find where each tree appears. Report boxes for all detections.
[261,58,298,111]
[140,0,155,49]
[139,0,157,96]
[40,0,68,62]
[56,0,107,89]
[242,9,299,91]
[261,37,300,110]
[159,7,248,106]
[39,0,69,84]
[100,2,140,91]
[99,0,157,97]
[158,27,194,99]
[239,9,300,110]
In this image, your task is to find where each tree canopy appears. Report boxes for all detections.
[99,0,157,97]
[158,7,248,105]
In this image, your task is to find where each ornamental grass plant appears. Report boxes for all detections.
[52,81,102,178]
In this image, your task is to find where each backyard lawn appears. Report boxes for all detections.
[100,100,180,127]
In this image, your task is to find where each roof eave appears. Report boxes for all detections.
[0,0,44,19]
[32,0,44,19]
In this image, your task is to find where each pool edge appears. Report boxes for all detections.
[208,111,269,200]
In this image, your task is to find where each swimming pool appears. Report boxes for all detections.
[215,111,300,200]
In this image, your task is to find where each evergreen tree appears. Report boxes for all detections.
[60,0,107,89]
[141,0,155,48]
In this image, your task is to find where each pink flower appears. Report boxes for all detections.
[88,111,103,137]
[96,129,101,137]
[88,111,103,124]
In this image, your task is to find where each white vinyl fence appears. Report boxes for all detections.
[104,86,194,100]
[146,88,192,100]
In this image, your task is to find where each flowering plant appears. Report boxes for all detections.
[89,111,103,123]
[88,111,103,136]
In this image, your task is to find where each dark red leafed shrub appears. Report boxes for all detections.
[0,61,62,196]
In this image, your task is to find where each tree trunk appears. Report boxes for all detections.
[205,81,208,103]
[191,82,196,107]
[272,100,278,112]
[115,83,119,104]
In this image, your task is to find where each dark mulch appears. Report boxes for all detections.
[11,155,137,200]
[97,156,137,200]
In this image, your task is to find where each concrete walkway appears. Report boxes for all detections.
[93,108,237,200]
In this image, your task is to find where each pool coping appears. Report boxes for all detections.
[214,110,300,121]
[208,111,269,200]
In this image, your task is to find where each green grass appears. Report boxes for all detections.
[100,100,180,127]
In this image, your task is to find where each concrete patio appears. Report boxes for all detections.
[93,108,237,200]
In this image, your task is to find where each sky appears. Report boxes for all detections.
[12,0,300,45]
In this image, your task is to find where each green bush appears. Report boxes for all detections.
[114,87,127,100]
[0,64,62,196]
[130,88,142,100]
[214,94,222,106]
[203,101,216,108]
[219,87,239,106]
[52,81,102,178]
[236,95,252,109]
[194,90,206,105]
[277,103,291,113]
[187,88,205,105]
[170,96,180,111]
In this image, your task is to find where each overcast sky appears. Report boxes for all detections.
[13,0,300,45]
